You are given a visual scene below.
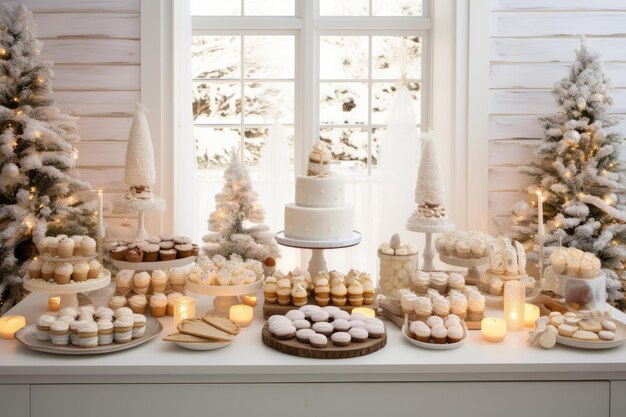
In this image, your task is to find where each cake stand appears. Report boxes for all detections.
[22,270,111,308]
[406,223,454,271]
[113,197,166,241]
[185,279,264,317]
[275,231,362,277]
[439,254,488,283]
[111,256,197,272]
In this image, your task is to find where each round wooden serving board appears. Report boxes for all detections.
[261,323,386,359]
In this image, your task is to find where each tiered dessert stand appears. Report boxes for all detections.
[111,257,197,272]
[23,255,111,308]
[406,223,454,271]
[275,230,362,277]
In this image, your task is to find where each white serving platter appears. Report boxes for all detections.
[554,315,626,350]
[23,269,111,294]
[15,317,162,355]
[184,278,264,297]
[275,231,362,249]
[401,317,468,350]
[173,340,233,351]
[111,256,196,271]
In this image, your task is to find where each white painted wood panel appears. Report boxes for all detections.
[490,63,626,89]
[490,38,626,63]
[490,190,527,216]
[53,65,140,91]
[3,0,139,12]
[76,141,127,167]
[491,12,626,37]
[41,39,140,65]
[79,167,126,191]
[489,166,532,191]
[491,0,626,12]
[33,13,139,39]
[0,385,29,417]
[489,139,539,167]
[611,381,626,417]
[78,117,133,141]
[490,90,626,115]
[490,115,626,141]
[54,91,140,117]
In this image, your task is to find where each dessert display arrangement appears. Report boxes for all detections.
[15,305,162,355]
[261,305,387,359]
[478,237,538,301]
[163,314,241,351]
[262,267,376,318]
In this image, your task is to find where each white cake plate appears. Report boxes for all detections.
[406,223,455,271]
[111,256,197,271]
[23,269,111,308]
[275,231,362,277]
[185,278,264,317]
[439,254,488,282]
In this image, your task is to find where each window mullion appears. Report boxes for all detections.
[367,35,373,176]
[240,35,245,162]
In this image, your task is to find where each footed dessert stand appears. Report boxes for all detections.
[438,254,488,283]
[275,231,362,277]
[22,270,111,308]
[406,223,454,271]
[113,197,166,241]
[111,256,197,272]
[185,279,264,317]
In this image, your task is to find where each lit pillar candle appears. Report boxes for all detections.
[173,296,195,325]
[536,191,545,239]
[481,317,507,343]
[504,281,525,331]
[229,304,253,327]
[96,189,105,238]
[48,296,61,312]
[241,294,257,307]
[524,304,540,328]
[0,316,26,339]
[351,307,376,318]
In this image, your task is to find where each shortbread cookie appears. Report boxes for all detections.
[564,317,581,326]
[550,315,565,327]
[601,320,617,331]
[539,330,556,349]
[578,319,602,333]
[202,315,241,335]
[564,312,578,319]
[178,319,235,342]
[548,311,562,318]
[572,330,599,341]
[557,324,578,337]
[163,332,230,347]
[599,330,615,341]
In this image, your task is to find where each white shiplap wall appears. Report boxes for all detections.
[5,0,140,238]
[488,0,626,234]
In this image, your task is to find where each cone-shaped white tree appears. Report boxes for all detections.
[0,4,95,313]
[124,103,156,200]
[406,135,451,229]
[203,149,280,262]
[511,39,625,303]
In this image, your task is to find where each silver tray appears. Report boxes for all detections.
[15,317,162,355]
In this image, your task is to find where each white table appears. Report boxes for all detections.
[1,292,626,417]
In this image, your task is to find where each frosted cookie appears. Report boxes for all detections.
[350,312,367,322]
[426,316,444,328]
[331,331,351,346]
[311,311,330,323]
[285,310,306,322]
[332,319,350,332]
[272,324,297,339]
[300,305,322,319]
[550,315,565,327]
[601,320,617,331]
[599,331,615,341]
[349,327,369,343]
[333,310,351,321]
[365,324,385,339]
[564,312,577,319]
[349,320,366,329]
[363,317,385,328]
[292,319,311,330]
[564,317,581,326]
[309,333,328,348]
[548,311,562,318]
[312,322,334,336]
[268,315,292,327]
[321,306,341,319]
[572,330,599,341]
[557,324,578,337]
[296,328,316,343]
[579,319,602,333]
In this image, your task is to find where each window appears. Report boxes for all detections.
[190,0,432,272]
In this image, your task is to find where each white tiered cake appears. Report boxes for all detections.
[284,142,354,241]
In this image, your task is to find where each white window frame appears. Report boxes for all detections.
[190,0,432,176]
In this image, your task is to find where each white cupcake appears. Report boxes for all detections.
[57,237,75,258]
[81,236,97,257]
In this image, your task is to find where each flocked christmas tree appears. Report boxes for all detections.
[0,4,95,312]
[511,39,626,303]
[203,149,280,262]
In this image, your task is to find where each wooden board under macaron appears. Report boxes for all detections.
[261,323,386,359]
[262,297,378,320]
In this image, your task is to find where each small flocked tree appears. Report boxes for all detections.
[0,4,95,313]
[511,39,626,303]
[202,149,279,262]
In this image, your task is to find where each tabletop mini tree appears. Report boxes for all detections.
[511,38,626,303]
[203,149,280,262]
[0,4,94,313]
